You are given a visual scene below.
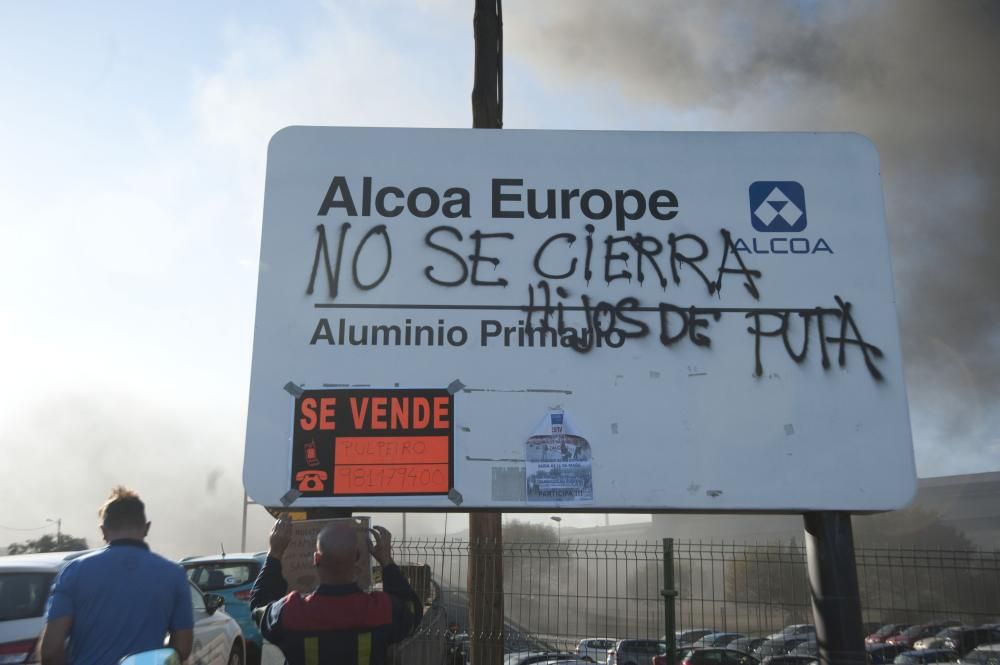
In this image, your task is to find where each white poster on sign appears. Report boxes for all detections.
[525,411,593,504]
[243,127,916,512]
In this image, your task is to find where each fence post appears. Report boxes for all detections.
[662,538,677,665]
[804,512,865,665]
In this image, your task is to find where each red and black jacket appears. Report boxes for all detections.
[250,557,422,665]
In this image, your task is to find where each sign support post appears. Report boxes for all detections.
[662,538,677,665]
[468,2,504,665]
[804,512,866,665]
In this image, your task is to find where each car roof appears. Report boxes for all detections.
[0,550,93,571]
[180,552,267,564]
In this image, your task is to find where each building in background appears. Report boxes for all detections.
[562,472,1000,548]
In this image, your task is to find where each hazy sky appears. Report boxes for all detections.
[1,1,996,558]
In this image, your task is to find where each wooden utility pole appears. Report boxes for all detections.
[468,3,504,665]
[472,0,503,129]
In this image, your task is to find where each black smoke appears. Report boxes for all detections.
[509,0,1000,470]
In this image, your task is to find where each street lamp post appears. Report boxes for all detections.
[550,515,562,542]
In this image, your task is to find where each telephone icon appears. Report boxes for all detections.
[296,470,328,492]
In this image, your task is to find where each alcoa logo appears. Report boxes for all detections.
[735,181,833,255]
[750,181,807,232]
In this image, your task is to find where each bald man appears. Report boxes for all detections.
[249,517,422,665]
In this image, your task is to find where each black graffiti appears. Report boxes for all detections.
[307,222,393,297]
[468,230,514,287]
[351,224,392,291]
[530,227,761,298]
[715,229,761,299]
[420,227,514,288]
[423,226,469,286]
[521,281,885,380]
[306,222,351,299]
[745,297,884,381]
[522,281,649,353]
[659,304,722,348]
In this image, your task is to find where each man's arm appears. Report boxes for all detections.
[250,516,293,643]
[167,629,193,662]
[369,526,423,643]
[39,618,72,665]
[168,566,195,661]
[41,561,77,665]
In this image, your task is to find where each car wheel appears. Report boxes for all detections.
[245,642,261,665]
[228,641,244,665]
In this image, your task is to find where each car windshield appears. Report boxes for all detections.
[186,562,257,590]
[877,626,904,637]
[902,627,931,638]
[0,572,55,621]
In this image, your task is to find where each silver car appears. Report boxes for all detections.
[0,551,245,665]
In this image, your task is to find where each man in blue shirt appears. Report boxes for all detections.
[39,487,194,664]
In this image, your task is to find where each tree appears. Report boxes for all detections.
[7,533,88,555]
[502,520,557,543]
[724,540,813,625]
[853,507,986,621]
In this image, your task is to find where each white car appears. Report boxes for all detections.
[577,638,616,663]
[0,550,245,665]
[766,625,816,641]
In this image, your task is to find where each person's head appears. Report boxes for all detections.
[98,486,150,543]
[313,521,360,584]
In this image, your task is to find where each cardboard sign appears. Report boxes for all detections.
[280,517,372,594]
[244,127,916,512]
[291,388,453,497]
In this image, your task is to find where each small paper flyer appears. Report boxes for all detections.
[524,410,593,504]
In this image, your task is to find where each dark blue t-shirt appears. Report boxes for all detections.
[46,540,194,664]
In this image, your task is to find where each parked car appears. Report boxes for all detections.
[754,638,809,659]
[693,634,746,649]
[869,626,914,646]
[915,635,958,651]
[672,648,758,665]
[0,550,245,665]
[915,628,976,651]
[959,645,1000,665]
[608,639,666,665]
[677,631,718,648]
[506,652,581,665]
[182,552,266,665]
[868,643,907,664]
[728,639,767,655]
[890,625,964,651]
[578,638,617,663]
[787,641,818,657]
[942,627,1000,656]
[759,656,818,665]
[186,580,246,665]
[766,626,815,641]
[894,649,959,664]
[0,550,89,662]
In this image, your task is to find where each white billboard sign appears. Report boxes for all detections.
[244,127,915,512]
